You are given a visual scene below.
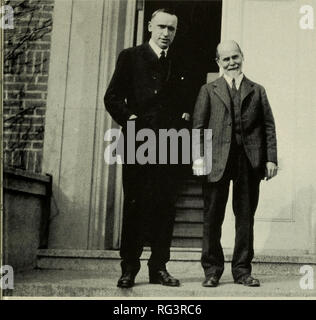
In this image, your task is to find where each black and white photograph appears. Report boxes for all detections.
[1,0,316,302]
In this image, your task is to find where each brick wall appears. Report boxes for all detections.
[3,0,54,173]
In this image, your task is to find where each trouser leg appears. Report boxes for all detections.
[231,150,260,280]
[120,164,149,275]
[148,165,178,271]
[201,177,230,278]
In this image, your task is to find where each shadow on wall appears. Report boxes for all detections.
[45,159,122,251]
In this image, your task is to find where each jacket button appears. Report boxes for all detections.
[154,90,158,94]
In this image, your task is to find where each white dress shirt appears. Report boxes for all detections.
[148,39,190,122]
[149,39,169,58]
[223,73,244,90]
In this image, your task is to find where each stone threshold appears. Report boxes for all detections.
[37,248,316,264]
[4,269,316,298]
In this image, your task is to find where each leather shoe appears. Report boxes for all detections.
[202,275,220,287]
[149,270,180,287]
[234,275,260,287]
[117,272,135,288]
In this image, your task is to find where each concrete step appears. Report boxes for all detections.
[36,249,316,276]
[173,222,203,238]
[178,183,202,196]
[4,264,316,298]
[175,209,203,223]
[176,196,204,209]
[172,237,202,248]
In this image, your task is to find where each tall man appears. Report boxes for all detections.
[193,40,278,287]
[104,9,192,288]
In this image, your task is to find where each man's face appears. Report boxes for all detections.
[216,44,244,78]
[148,12,178,49]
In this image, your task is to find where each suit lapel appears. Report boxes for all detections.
[140,42,173,82]
[213,76,232,113]
[165,49,174,82]
[213,76,255,112]
[240,76,254,109]
[140,42,159,65]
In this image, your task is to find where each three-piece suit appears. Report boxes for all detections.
[193,76,277,280]
[104,42,193,275]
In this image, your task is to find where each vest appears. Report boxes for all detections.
[227,81,243,146]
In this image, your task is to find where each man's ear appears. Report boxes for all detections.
[148,21,152,32]
[215,58,220,68]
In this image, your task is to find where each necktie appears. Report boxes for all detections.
[159,50,166,62]
[231,78,237,97]
[159,50,168,80]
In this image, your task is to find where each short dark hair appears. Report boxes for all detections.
[151,8,177,20]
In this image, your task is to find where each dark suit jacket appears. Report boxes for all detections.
[104,42,193,131]
[193,76,277,182]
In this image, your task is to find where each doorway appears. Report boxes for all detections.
[141,0,223,248]
[143,0,222,94]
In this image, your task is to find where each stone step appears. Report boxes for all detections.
[172,237,202,248]
[178,184,202,196]
[36,249,316,276]
[173,222,203,238]
[175,209,203,223]
[176,196,204,209]
[5,249,316,297]
[4,263,316,297]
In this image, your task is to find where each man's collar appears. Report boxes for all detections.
[149,39,169,58]
[223,73,244,89]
